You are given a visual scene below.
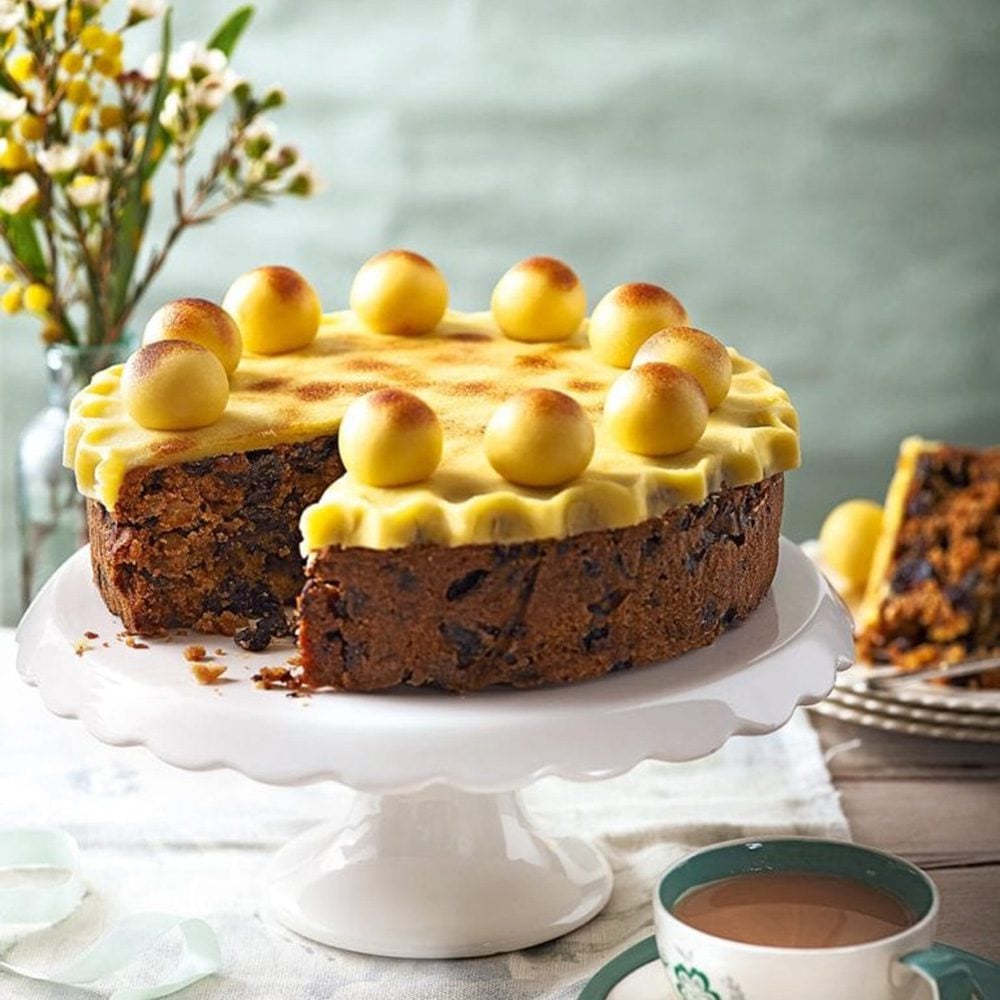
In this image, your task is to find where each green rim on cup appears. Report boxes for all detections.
[657,839,935,944]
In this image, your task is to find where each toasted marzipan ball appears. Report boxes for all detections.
[632,326,732,409]
[222,265,321,355]
[490,256,586,343]
[588,282,688,368]
[349,249,448,336]
[604,362,708,456]
[819,499,884,590]
[485,388,594,488]
[142,297,242,375]
[339,388,443,487]
[122,340,229,431]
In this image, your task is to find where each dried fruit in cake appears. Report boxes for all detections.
[856,438,1000,686]
[349,249,448,336]
[632,326,732,409]
[491,256,586,343]
[588,282,687,368]
[222,265,321,354]
[485,388,594,488]
[339,388,443,487]
[819,498,884,591]
[121,340,229,431]
[142,297,242,375]
[604,362,709,456]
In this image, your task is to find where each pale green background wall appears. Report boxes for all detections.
[2,0,999,624]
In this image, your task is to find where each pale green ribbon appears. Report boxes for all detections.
[0,828,221,999]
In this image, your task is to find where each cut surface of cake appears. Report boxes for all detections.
[64,254,801,691]
[857,437,1000,688]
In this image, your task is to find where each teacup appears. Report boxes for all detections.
[653,836,1000,1000]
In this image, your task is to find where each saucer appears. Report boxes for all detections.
[579,936,667,999]
[579,936,999,999]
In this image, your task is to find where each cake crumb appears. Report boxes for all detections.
[183,644,208,662]
[191,662,227,685]
[214,648,227,656]
[73,637,93,656]
[124,635,149,650]
[84,630,99,640]
[251,666,301,690]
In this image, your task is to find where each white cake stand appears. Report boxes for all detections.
[15,539,852,959]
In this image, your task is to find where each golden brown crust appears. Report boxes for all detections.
[519,255,580,290]
[297,475,783,692]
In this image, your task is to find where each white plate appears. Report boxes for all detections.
[802,541,1000,716]
[811,697,1000,744]
[825,685,1000,730]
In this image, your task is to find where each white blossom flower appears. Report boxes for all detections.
[168,41,227,82]
[0,0,24,33]
[37,143,81,176]
[158,90,192,139]
[0,92,27,123]
[191,69,241,113]
[0,173,40,214]
[66,174,109,208]
[128,0,165,20]
[33,0,68,11]
[140,51,163,81]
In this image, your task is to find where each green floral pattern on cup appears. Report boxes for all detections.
[673,964,721,1000]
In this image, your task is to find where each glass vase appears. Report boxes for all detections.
[15,340,131,611]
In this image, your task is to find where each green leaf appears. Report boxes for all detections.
[110,9,172,321]
[207,6,255,58]
[4,215,47,280]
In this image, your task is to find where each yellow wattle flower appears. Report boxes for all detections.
[1,282,24,314]
[79,25,105,53]
[17,114,45,142]
[41,322,63,345]
[0,140,31,171]
[23,283,53,315]
[66,8,83,34]
[102,32,124,57]
[0,263,16,283]
[60,50,85,75]
[94,54,121,77]
[90,137,115,159]
[97,105,123,130]
[66,78,93,104]
[72,105,92,133]
[7,53,35,84]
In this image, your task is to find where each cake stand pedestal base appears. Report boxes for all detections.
[264,783,612,958]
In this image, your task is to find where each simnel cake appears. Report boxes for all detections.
[856,438,1000,686]
[65,251,801,692]
[819,437,1000,688]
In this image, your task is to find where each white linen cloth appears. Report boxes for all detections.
[0,627,848,999]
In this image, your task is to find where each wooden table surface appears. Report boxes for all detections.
[812,712,1000,962]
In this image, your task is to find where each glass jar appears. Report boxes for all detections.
[15,341,131,611]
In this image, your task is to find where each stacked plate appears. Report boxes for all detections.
[802,542,1000,744]
[812,668,1000,744]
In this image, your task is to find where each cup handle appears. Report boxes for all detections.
[899,942,1000,1000]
